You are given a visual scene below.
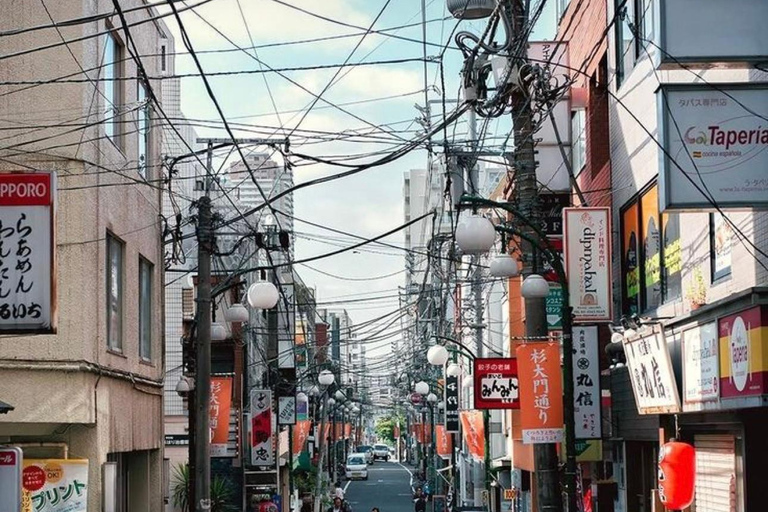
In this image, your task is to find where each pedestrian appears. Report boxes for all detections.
[328,497,344,512]
[334,482,345,500]
[371,508,380,512]
[414,492,427,512]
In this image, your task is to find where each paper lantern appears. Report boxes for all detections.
[658,441,695,510]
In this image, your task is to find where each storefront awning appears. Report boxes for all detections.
[0,399,14,414]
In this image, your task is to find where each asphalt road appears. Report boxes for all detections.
[344,461,414,512]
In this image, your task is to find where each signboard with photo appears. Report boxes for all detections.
[623,327,681,414]
[659,85,768,210]
[683,322,719,404]
[572,326,601,439]
[472,358,519,410]
[564,207,613,322]
[0,173,56,332]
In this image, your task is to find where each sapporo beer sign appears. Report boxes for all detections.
[473,358,519,409]
[0,173,55,332]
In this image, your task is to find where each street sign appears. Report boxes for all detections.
[546,283,563,330]
[473,358,520,410]
[0,447,22,512]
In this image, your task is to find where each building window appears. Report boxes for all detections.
[107,233,124,351]
[571,109,586,176]
[710,213,733,282]
[104,31,122,143]
[137,80,150,178]
[139,257,153,361]
[555,0,571,20]
[160,44,167,72]
[621,183,680,314]
[615,0,637,87]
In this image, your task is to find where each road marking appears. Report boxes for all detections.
[396,461,415,487]
[344,480,352,492]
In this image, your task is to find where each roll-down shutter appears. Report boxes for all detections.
[694,434,735,512]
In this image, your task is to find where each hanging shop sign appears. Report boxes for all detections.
[278,282,295,369]
[21,459,88,512]
[682,322,720,404]
[444,375,460,433]
[546,283,564,331]
[719,306,768,398]
[435,425,453,460]
[0,447,22,512]
[292,420,311,458]
[459,410,485,461]
[539,193,570,237]
[563,207,612,322]
[572,326,601,439]
[250,389,275,467]
[658,84,768,211]
[278,396,296,426]
[623,327,681,414]
[473,358,519,410]
[0,172,56,332]
[517,343,564,444]
[210,377,233,457]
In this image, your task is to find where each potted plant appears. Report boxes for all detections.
[171,463,237,512]
[685,266,707,310]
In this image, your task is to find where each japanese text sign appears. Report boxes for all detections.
[682,322,719,404]
[21,459,88,512]
[292,420,311,458]
[459,410,485,461]
[210,377,233,457]
[623,327,681,414]
[250,389,274,467]
[572,326,601,439]
[0,172,55,332]
[444,375,460,432]
[473,358,519,410]
[0,447,22,512]
[563,207,612,322]
[435,425,453,459]
[517,343,564,444]
[278,396,297,426]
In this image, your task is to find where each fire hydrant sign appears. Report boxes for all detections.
[517,343,564,444]
[0,447,22,512]
[563,207,612,322]
[0,173,55,332]
[21,459,88,512]
[472,358,519,409]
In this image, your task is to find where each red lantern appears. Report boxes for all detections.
[258,501,278,512]
[658,441,695,510]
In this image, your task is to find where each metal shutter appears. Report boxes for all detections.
[694,435,735,512]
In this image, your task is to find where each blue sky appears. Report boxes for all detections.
[166,0,556,349]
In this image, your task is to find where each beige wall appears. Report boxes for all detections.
[0,1,170,510]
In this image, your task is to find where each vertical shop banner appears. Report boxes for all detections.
[278,283,295,369]
[250,389,274,466]
[435,425,453,459]
[683,322,720,404]
[546,283,564,331]
[296,398,308,421]
[473,358,520,409]
[719,306,767,398]
[563,207,612,322]
[0,173,55,332]
[278,396,296,426]
[623,327,681,414]
[0,447,22,512]
[444,375,460,432]
[344,424,352,439]
[292,420,312,457]
[517,343,564,444]
[572,327,601,439]
[21,459,88,512]
[459,411,485,461]
[210,377,233,457]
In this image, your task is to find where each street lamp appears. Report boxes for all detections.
[414,381,430,396]
[296,392,308,403]
[427,345,449,366]
[318,370,335,387]
[521,274,550,298]
[327,398,336,407]
[446,0,495,19]
[426,393,438,404]
[489,253,520,278]
[175,376,194,395]
[211,323,227,341]
[335,390,346,402]
[308,385,320,397]
[455,213,496,254]
[247,281,279,309]
[446,363,463,377]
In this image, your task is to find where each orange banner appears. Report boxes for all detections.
[344,423,352,439]
[459,410,485,461]
[292,420,312,456]
[210,377,233,456]
[517,343,564,444]
[435,425,453,459]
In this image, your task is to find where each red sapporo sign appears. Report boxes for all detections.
[473,357,519,409]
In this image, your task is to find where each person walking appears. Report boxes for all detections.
[414,491,427,512]
[328,497,345,512]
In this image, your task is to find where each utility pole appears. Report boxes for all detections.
[194,142,214,512]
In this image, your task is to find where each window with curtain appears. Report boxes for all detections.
[107,233,124,351]
[571,109,586,176]
[104,32,122,143]
[139,257,153,361]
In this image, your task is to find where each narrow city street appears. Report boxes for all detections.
[344,462,415,512]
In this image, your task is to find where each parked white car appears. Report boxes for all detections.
[373,444,390,461]
[345,453,369,480]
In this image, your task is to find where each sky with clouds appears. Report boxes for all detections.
[164,0,556,355]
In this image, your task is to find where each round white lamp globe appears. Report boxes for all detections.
[414,381,430,395]
[521,274,550,299]
[224,303,249,323]
[446,363,463,377]
[211,323,227,341]
[489,254,520,278]
[318,370,335,387]
[427,345,449,366]
[455,214,496,255]
[247,281,279,309]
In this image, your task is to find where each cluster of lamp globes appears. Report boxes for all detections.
[300,370,361,413]
[426,344,473,391]
[456,213,550,298]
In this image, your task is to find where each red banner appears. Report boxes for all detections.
[344,423,352,439]
[435,425,453,459]
[473,358,520,409]
[292,420,311,456]
[210,377,233,456]
[459,411,485,461]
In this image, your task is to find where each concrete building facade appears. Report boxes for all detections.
[0,2,170,510]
